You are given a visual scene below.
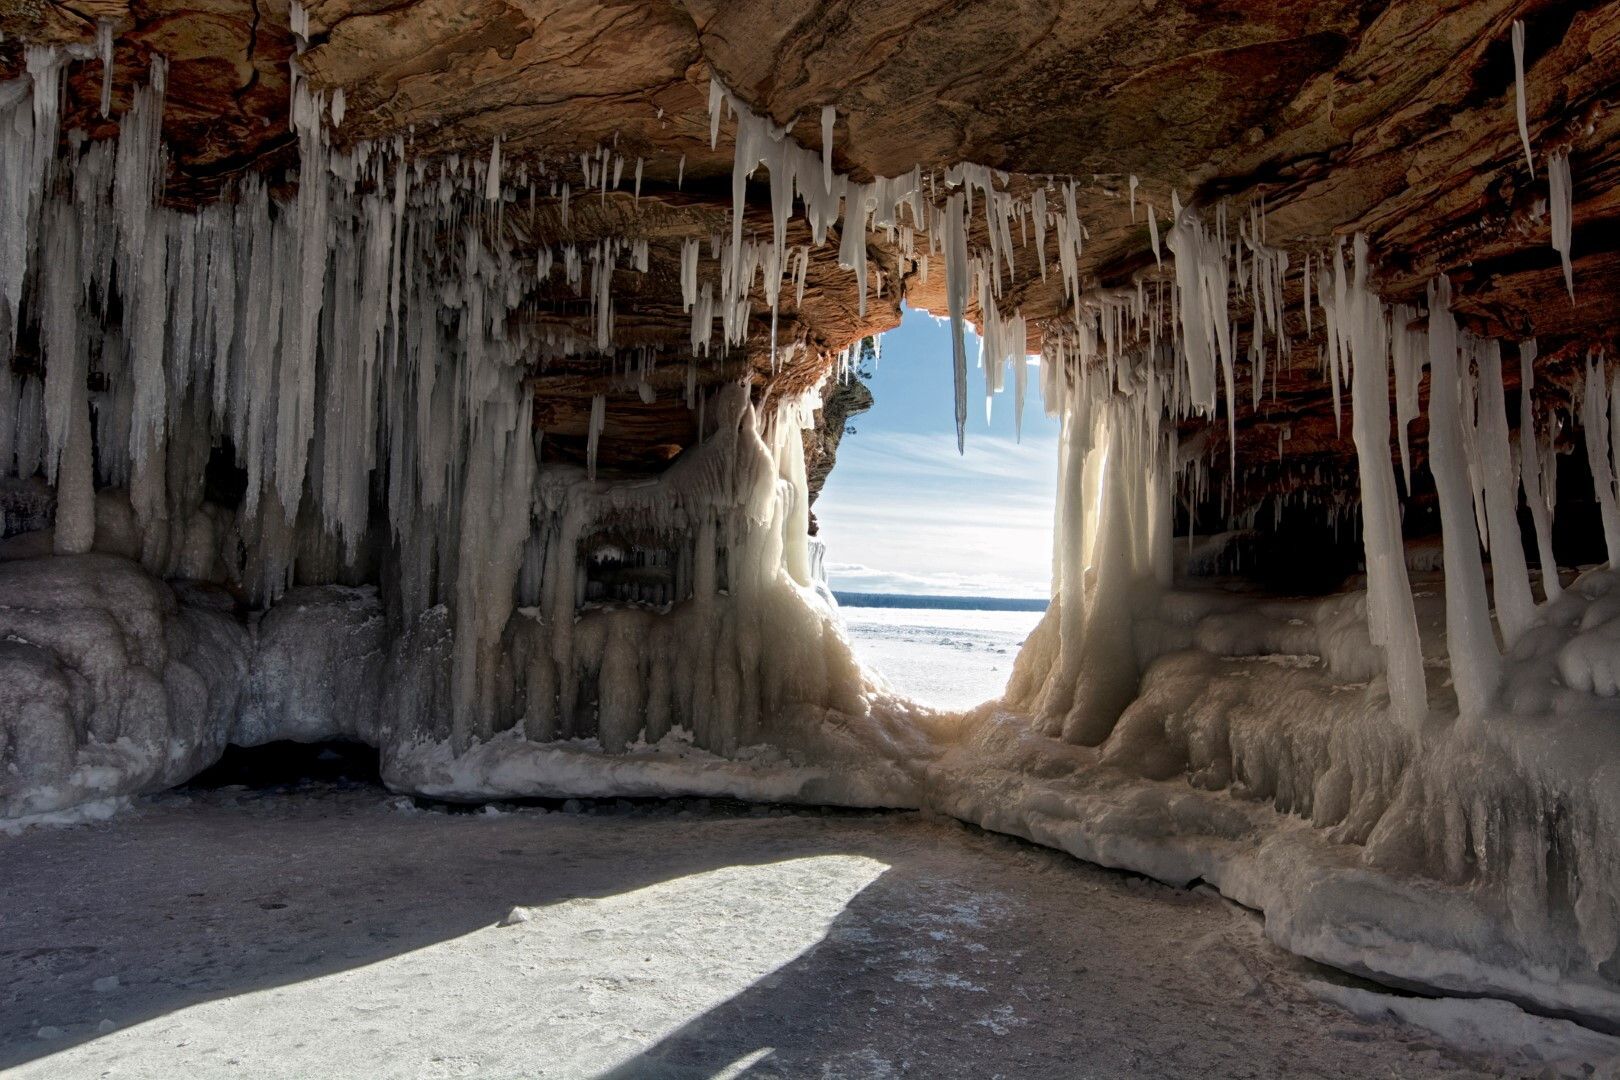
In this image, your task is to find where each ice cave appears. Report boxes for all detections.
[4,1,1620,1075]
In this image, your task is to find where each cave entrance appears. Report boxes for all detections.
[811,306,1057,710]
[183,741,383,791]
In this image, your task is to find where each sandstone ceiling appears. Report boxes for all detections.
[4,0,1617,489]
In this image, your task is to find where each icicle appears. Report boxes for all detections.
[1032,187,1047,280]
[944,192,970,454]
[586,394,606,481]
[1584,356,1620,564]
[1427,276,1498,714]
[1345,235,1426,727]
[97,20,115,117]
[1512,20,1534,176]
[708,79,726,148]
[485,135,501,201]
[1475,338,1536,645]
[1128,175,1139,221]
[1548,150,1574,301]
[821,105,835,195]
[1391,303,1422,492]
[1518,339,1561,601]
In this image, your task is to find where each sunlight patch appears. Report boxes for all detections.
[15,857,888,1079]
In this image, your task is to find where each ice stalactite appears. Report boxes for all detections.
[1518,340,1561,602]
[2,48,63,355]
[1342,236,1426,728]
[586,394,606,480]
[1427,277,1499,717]
[96,20,114,118]
[0,47,657,758]
[1548,150,1574,301]
[1164,191,1224,418]
[1583,356,1620,565]
[41,202,94,554]
[1473,338,1536,646]
[1391,304,1424,493]
[451,397,536,752]
[1512,19,1534,177]
[945,192,970,453]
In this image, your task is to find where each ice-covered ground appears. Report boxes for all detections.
[839,605,1044,710]
[0,783,1556,1080]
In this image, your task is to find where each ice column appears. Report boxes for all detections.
[1427,278,1498,716]
[1345,237,1426,727]
[1518,340,1561,601]
[1473,338,1536,645]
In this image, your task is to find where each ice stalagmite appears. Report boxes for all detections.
[1427,277,1498,716]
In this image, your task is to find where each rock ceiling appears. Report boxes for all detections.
[5,0,1618,485]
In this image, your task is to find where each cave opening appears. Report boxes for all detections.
[182,741,383,792]
[812,307,1056,710]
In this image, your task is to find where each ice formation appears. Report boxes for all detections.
[1512,19,1533,176]
[1,23,1618,1042]
[1549,149,1575,300]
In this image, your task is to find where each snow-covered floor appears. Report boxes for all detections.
[0,782,1550,1079]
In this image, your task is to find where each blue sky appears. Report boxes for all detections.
[814,306,1060,598]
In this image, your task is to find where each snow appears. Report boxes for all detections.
[0,786,1531,1079]
[836,605,1042,711]
[1311,982,1620,1074]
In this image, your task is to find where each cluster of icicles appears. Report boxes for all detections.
[0,37,872,753]
[0,12,1587,753]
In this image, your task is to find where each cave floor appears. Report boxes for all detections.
[0,784,1508,1079]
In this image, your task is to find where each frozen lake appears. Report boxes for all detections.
[837,605,1046,711]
